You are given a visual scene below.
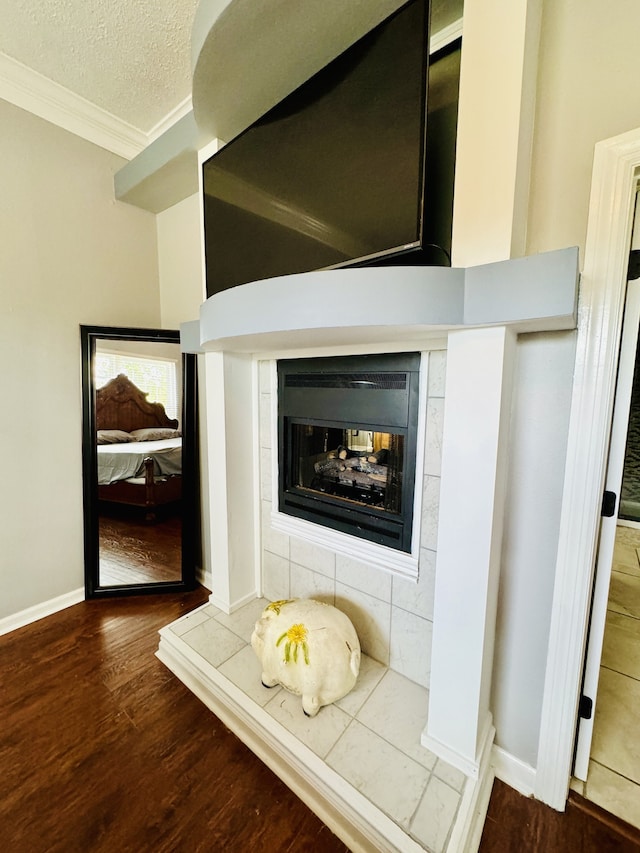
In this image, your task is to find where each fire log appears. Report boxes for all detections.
[314,458,346,475]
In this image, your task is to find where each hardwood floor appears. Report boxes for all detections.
[0,589,349,853]
[479,778,640,853]
[4,589,640,853]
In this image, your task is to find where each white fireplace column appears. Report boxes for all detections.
[200,349,258,613]
[422,325,516,777]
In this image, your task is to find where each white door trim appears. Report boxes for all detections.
[534,128,640,809]
[573,273,640,780]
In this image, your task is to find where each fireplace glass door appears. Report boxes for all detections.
[278,353,420,552]
[291,423,404,514]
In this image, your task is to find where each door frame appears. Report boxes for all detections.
[573,272,640,779]
[81,325,199,597]
[535,129,640,809]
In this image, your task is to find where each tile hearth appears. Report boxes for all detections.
[158,595,469,853]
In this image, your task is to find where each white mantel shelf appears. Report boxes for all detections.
[183,247,579,355]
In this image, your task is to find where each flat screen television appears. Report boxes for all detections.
[202,0,458,298]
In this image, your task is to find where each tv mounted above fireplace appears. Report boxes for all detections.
[201,0,458,299]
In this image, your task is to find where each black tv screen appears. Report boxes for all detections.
[202,0,449,298]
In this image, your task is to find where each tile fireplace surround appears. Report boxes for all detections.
[158,250,580,852]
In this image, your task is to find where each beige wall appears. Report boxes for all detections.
[0,99,162,620]
[528,0,640,260]
[157,192,205,329]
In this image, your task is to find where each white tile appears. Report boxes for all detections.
[180,618,246,668]
[168,606,213,637]
[356,669,434,770]
[335,553,392,602]
[601,609,640,680]
[259,392,272,449]
[258,358,274,392]
[586,760,640,832]
[260,446,273,502]
[290,562,336,604]
[424,397,445,477]
[261,500,290,559]
[264,689,352,758]
[326,720,430,828]
[290,537,336,578]
[421,475,440,551]
[612,531,640,576]
[215,597,270,643]
[591,666,640,785]
[392,547,436,621]
[410,775,460,853]
[608,570,640,619]
[389,608,432,688]
[335,654,386,717]
[433,758,467,792]
[625,550,640,577]
[262,551,290,601]
[335,582,391,665]
[428,350,447,397]
[218,644,283,707]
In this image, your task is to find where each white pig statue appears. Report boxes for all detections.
[250,598,361,716]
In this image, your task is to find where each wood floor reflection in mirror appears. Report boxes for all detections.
[99,505,182,586]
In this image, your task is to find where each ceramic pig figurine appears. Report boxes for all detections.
[251,598,361,716]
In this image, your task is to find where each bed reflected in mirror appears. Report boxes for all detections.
[81,326,198,597]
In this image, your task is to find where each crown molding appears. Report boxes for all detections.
[0,51,148,160]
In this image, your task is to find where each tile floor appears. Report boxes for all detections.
[581,524,640,830]
[165,596,467,853]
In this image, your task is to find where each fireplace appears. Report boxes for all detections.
[277,352,421,552]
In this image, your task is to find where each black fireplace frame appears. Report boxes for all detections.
[277,352,421,552]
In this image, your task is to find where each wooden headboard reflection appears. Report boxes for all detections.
[95,374,179,433]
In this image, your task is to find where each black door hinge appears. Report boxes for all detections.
[601,490,617,517]
[579,694,593,720]
[628,249,640,281]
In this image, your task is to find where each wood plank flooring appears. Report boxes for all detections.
[0,589,349,853]
[3,589,640,852]
[479,778,640,853]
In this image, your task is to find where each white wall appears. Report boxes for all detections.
[492,331,576,765]
[0,99,162,621]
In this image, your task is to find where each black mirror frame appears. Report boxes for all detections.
[81,325,199,598]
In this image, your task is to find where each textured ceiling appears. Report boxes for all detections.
[0,0,463,147]
[0,0,199,133]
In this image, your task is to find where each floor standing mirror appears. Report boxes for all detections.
[81,325,199,597]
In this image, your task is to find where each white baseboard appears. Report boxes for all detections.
[208,588,258,614]
[444,717,495,853]
[196,565,212,592]
[491,744,536,797]
[0,587,84,636]
[422,714,495,781]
